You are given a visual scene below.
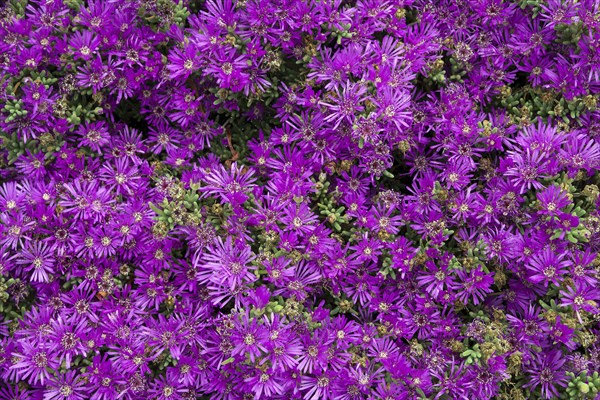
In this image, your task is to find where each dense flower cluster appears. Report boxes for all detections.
[1,0,600,398]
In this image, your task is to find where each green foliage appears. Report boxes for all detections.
[566,371,600,399]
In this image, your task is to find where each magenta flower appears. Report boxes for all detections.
[10,340,59,385]
[523,350,569,399]
[16,240,55,283]
[536,185,570,216]
[560,282,600,323]
[167,44,200,80]
[321,81,369,129]
[526,248,571,288]
[200,162,257,207]
[196,236,257,291]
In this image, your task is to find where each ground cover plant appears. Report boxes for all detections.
[1,0,600,398]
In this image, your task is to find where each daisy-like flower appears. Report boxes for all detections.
[60,179,114,222]
[16,240,55,283]
[482,226,517,264]
[568,249,598,286]
[91,225,118,258]
[559,131,600,176]
[200,163,257,207]
[280,202,319,234]
[416,260,457,299]
[147,373,187,400]
[299,368,336,400]
[196,236,257,291]
[230,312,268,363]
[49,315,90,369]
[526,248,571,288]
[74,55,104,93]
[106,337,155,375]
[21,80,58,115]
[44,370,90,400]
[262,313,302,371]
[367,337,400,364]
[507,305,549,344]
[321,81,369,129]
[523,350,568,399]
[430,359,469,400]
[147,123,182,155]
[0,384,30,400]
[560,282,600,323]
[167,43,199,80]
[512,120,565,155]
[10,340,59,385]
[16,46,43,71]
[77,1,114,31]
[15,150,47,179]
[350,234,382,263]
[503,149,551,194]
[352,114,383,146]
[244,367,285,400]
[84,355,126,400]
[536,185,570,217]
[368,204,403,235]
[296,331,332,374]
[99,158,140,195]
[440,159,473,190]
[142,314,187,360]
[373,86,412,132]
[449,185,484,223]
[0,213,35,250]
[204,49,250,91]
[117,125,147,160]
[274,261,322,301]
[69,30,100,61]
[0,181,24,213]
[77,121,110,153]
[455,266,494,306]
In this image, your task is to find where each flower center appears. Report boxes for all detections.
[184,59,194,70]
[222,62,233,75]
[33,351,48,367]
[244,333,256,345]
[317,377,330,387]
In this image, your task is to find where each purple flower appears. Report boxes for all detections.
[49,315,90,369]
[230,312,267,363]
[526,248,570,287]
[416,260,457,299]
[200,163,257,207]
[536,185,570,216]
[141,314,187,360]
[296,330,332,375]
[45,370,90,400]
[300,370,335,400]
[70,30,100,61]
[196,236,257,292]
[321,82,368,129]
[373,86,412,131]
[247,368,286,399]
[99,158,140,196]
[204,49,250,91]
[167,44,199,80]
[502,149,551,194]
[147,373,187,400]
[456,266,494,305]
[16,240,55,283]
[523,350,569,399]
[560,282,600,323]
[0,0,599,397]
[10,339,59,385]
